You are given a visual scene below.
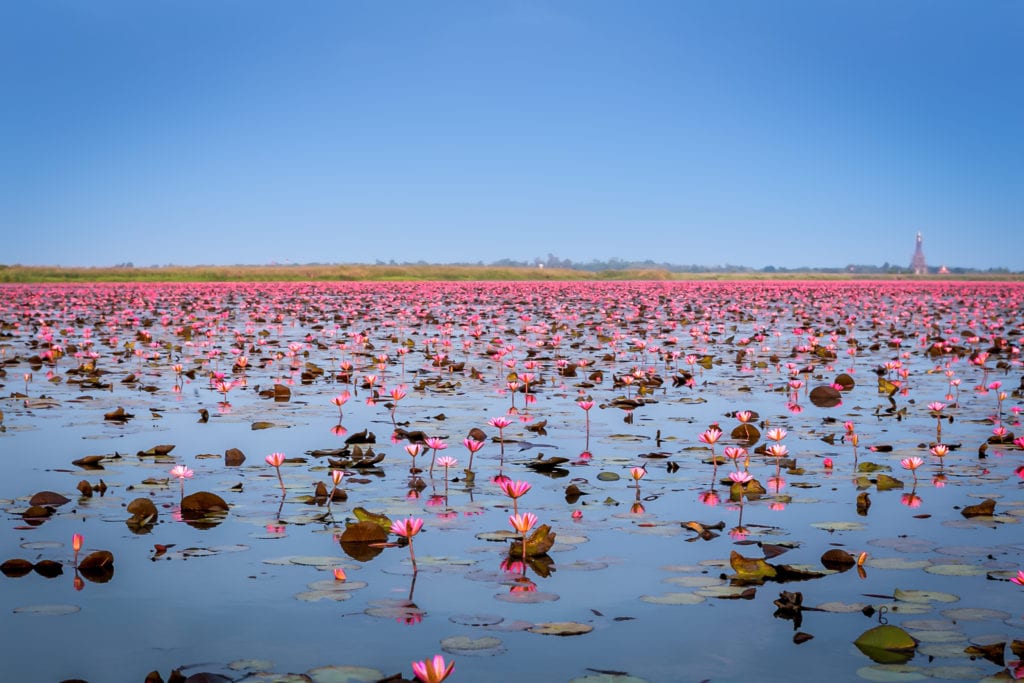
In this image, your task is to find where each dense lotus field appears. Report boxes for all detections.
[1,280,1023,683]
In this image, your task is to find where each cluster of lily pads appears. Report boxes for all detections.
[1,280,1023,682]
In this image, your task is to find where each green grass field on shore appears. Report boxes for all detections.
[0,263,1019,283]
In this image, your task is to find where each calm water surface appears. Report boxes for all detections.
[0,281,1022,683]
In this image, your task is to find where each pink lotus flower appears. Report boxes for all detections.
[723,446,746,463]
[578,400,595,411]
[765,428,787,442]
[823,457,833,469]
[436,455,457,470]
[509,512,538,534]
[766,443,789,459]
[571,509,583,520]
[412,654,455,683]
[735,410,752,423]
[488,416,512,430]
[72,533,83,566]
[1010,569,1024,586]
[843,421,855,434]
[391,516,424,572]
[170,465,194,480]
[266,452,287,493]
[901,456,924,470]
[499,479,531,499]
[462,437,484,471]
[930,444,949,457]
[630,466,646,484]
[729,471,752,484]
[698,427,722,446]
[333,567,347,581]
[390,517,424,538]
[500,479,531,515]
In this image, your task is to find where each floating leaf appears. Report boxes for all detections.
[811,521,865,532]
[527,622,594,636]
[639,592,705,605]
[941,607,1011,621]
[809,385,842,407]
[307,665,384,683]
[854,625,918,664]
[449,614,503,627]
[854,664,925,681]
[28,491,70,506]
[961,499,996,518]
[440,635,504,655]
[923,564,987,577]
[893,588,959,604]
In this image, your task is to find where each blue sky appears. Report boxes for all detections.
[2,1,1021,270]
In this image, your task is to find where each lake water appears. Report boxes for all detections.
[1,280,1022,682]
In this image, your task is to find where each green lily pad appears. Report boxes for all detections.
[527,621,593,636]
[596,472,621,481]
[493,589,560,603]
[893,588,959,604]
[941,607,1011,621]
[866,558,931,570]
[228,660,275,672]
[812,521,866,532]
[877,602,934,615]
[919,666,989,679]
[305,580,368,592]
[449,614,503,627]
[639,592,705,605]
[917,642,973,659]
[816,601,870,613]
[854,625,919,664]
[906,630,963,643]
[295,590,353,602]
[854,665,925,681]
[307,665,385,683]
[440,635,504,655]
[476,530,518,542]
[924,564,988,577]
[237,674,313,683]
[695,585,756,599]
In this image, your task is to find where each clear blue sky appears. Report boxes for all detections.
[2,1,1021,270]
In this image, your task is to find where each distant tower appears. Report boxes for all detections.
[910,232,927,275]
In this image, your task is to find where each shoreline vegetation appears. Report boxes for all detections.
[1,264,1021,283]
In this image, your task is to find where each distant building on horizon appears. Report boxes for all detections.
[910,232,927,275]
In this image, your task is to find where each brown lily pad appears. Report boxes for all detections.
[181,491,229,514]
[509,524,556,558]
[1,558,34,577]
[809,385,842,408]
[104,407,133,422]
[730,423,761,445]
[821,549,856,571]
[961,498,996,518]
[72,455,105,469]
[339,521,387,544]
[29,491,70,507]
